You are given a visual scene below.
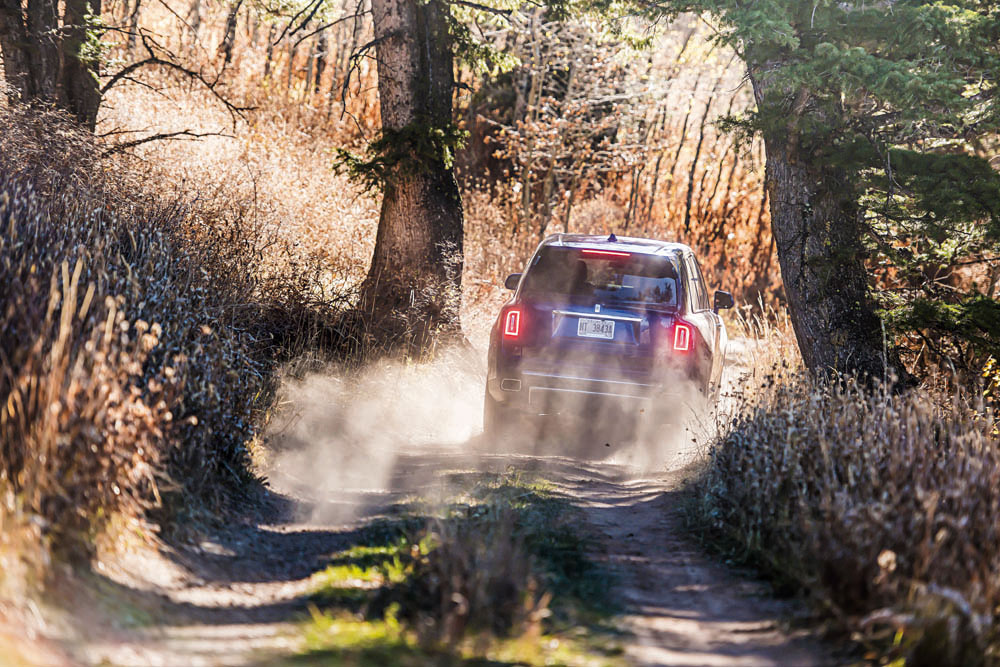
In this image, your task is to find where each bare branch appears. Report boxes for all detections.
[340,35,387,117]
[292,11,369,49]
[274,0,324,44]
[101,130,234,157]
[101,34,252,125]
[448,0,512,18]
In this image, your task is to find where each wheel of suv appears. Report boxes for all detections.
[483,389,505,439]
[484,389,528,440]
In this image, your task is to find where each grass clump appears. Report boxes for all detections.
[690,360,1000,665]
[297,472,622,666]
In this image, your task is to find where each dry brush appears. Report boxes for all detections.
[692,336,1000,664]
[0,103,349,561]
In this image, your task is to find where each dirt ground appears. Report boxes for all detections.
[66,451,837,666]
[44,341,841,666]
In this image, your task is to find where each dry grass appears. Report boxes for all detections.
[0,101,356,562]
[691,327,1000,664]
[301,473,619,665]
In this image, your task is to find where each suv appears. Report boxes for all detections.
[484,233,733,437]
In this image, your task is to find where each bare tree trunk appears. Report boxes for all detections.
[285,39,297,95]
[220,0,243,66]
[643,112,669,226]
[364,0,464,345]
[263,23,275,79]
[703,93,739,229]
[126,0,141,50]
[304,33,314,99]
[750,66,909,383]
[0,0,36,100]
[25,0,63,102]
[681,96,709,233]
[1,0,99,127]
[62,0,102,129]
[188,0,201,41]
[314,29,327,95]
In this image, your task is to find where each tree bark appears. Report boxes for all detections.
[314,29,327,94]
[0,0,35,101]
[219,0,242,66]
[62,0,102,130]
[126,0,140,50]
[263,23,274,78]
[1,0,100,128]
[750,67,909,384]
[364,0,464,346]
[25,0,62,103]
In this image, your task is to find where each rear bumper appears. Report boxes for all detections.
[487,369,684,417]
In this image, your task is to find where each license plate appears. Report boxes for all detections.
[577,318,614,340]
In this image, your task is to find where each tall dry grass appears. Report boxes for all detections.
[691,328,1000,664]
[0,102,353,559]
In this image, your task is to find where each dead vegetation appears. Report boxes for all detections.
[9,0,997,663]
[0,102,359,565]
[95,0,778,322]
[300,473,619,665]
[691,324,1000,665]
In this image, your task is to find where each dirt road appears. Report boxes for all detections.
[69,448,833,665]
[65,345,837,666]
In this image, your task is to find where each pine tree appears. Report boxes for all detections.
[640,0,1000,379]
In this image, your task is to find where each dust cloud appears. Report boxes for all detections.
[262,347,486,523]
[262,346,716,524]
[509,368,712,472]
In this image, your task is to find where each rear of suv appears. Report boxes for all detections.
[484,233,733,438]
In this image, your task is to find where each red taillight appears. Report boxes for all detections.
[503,307,522,339]
[581,249,631,259]
[673,322,691,352]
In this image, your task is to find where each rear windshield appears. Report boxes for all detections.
[521,247,680,309]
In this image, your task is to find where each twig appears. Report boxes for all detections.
[102,34,252,125]
[449,0,512,18]
[292,11,369,49]
[101,130,234,156]
[274,0,325,44]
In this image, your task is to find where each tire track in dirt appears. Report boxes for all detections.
[546,461,834,666]
[76,449,837,666]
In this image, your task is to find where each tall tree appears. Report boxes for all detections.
[339,0,465,346]
[641,0,1000,380]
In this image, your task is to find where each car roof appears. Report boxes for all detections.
[540,233,692,257]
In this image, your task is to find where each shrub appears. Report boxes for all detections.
[692,362,1000,664]
[0,103,345,557]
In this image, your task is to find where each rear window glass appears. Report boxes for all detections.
[522,247,680,308]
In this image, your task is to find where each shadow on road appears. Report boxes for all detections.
[78,435,834,666]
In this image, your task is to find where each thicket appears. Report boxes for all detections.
[0,103,347,559]
[690,324,1000,664]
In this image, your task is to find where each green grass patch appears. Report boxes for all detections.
[291,471,623,666]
